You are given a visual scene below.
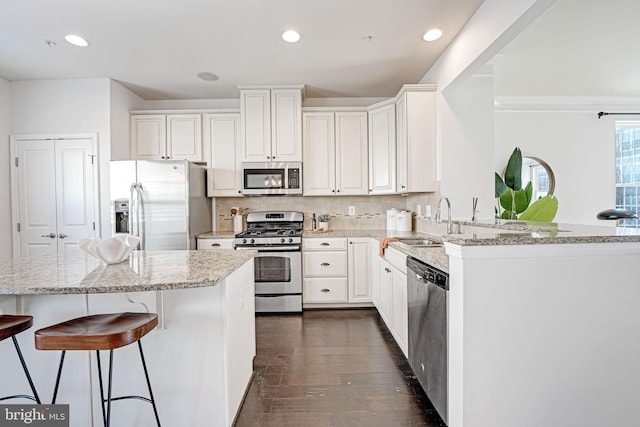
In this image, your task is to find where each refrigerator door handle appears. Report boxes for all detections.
[137,183,145,250]
[129,183,137,238]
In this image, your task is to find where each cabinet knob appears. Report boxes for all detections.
[238,190,242,194]
[267,156,271,160]
[332,189,335,193]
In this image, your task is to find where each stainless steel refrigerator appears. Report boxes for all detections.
[110,160,211,250]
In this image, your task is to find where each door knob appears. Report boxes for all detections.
[41,233,56,239]
[58,233,68,239]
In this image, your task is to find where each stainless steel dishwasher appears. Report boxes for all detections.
[407,256,449,425]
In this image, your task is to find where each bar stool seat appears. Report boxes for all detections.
[35,312,160,427]
[0,315,41,403]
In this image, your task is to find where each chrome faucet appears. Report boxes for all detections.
[436,196,453,234]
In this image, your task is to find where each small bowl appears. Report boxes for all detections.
[78,235,140,265]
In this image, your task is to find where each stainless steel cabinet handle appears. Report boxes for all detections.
[321,288,330,293]
[320,242,330,246]
[58,233,68,239]
[321,262,330,266]
[41,233,56,239]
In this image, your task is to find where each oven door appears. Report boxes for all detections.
[235,246,301,293]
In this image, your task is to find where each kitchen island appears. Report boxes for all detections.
[0,249,256,427]
[437,222,640,427]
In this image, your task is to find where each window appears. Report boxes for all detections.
[615,121,640,227]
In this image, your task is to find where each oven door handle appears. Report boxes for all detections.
[236,246,301,252]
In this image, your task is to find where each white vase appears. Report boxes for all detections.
[319,221,329,230]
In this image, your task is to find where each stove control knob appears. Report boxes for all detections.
[288,238,293,243]
[281,238,285,243]
[242,239,247,244]
[250,239,255,244]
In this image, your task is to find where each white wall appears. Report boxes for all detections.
[494,99,629,225]
[110,80,144,160]
[438,74,496,221]
[0,78,11,260]
[10,78,113,238]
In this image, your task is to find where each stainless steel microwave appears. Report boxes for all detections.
[241,162,302,195]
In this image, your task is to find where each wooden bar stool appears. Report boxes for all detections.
[34,312,161,427]
[0,315,41,403]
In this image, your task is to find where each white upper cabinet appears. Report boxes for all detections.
[240,87,303,162]
[131,113,202,162]
[203,113,242,197]
[303,111,368,196]
[396,85,437,193]
[368,102,396,194]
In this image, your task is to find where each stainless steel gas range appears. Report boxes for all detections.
[234,211,303,313]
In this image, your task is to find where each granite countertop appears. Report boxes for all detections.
[0,249,256,295]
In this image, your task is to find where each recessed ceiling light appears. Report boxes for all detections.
[64,34,90,47]
[282,30,301,43]
[197,72,219,82]
[422,29,443,42]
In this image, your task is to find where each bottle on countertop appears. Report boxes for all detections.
[312,213,317,230]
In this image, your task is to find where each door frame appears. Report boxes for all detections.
[10,133,100,258]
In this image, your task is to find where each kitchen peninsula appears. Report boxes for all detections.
[0,249,256,427]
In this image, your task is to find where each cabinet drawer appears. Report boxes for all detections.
[304,278,348,303]
[197,238,234,250]
[384,246,407,274]
[303,251,347,276]
[303,238,347,251]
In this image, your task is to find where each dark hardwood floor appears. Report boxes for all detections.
[234,309,446,426]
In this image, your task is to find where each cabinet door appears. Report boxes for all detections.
[241,89,272,161]
[303,112,335,195]
[390,265,408,356]
[368,103,396,194]
[167,114,202,162]
[336,112,368,195]
[405,90,437,192]
[348,238,372,303]
[131,115,166,160]
[271,89,302,161]
[377,259,393,327]
[396,94,408,193]
[203,113,242,197]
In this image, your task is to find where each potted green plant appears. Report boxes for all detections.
[495,147,559,222]
[318,214,330,230]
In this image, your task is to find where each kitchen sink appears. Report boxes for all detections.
[396,238,443,248]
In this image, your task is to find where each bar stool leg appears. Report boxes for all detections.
[96,351,107,427]
[11,336,41,404]
[138,341,161,427]
[51,350,66,404]
[106,350,114,427]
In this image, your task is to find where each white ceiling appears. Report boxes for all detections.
[0,0,484,100]
[494,0,640,97]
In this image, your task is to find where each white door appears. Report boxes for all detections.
[12,137,97,257]
[336,112,368,195]
[303,112,335,195]
[167,114,202,161]
[204,113,242,197]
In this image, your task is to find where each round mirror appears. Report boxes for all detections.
[522,156,555,197]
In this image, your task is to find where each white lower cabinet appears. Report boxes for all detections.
[375,245,408,357]
[197,238,234,250]
[347,238,372,303]
[303,241,348,304]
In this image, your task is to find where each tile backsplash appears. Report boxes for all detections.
[215,192,440,232]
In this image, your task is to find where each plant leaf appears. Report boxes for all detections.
[504,147,522,191]
[495,173,508,198]
[519,196,559,222]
